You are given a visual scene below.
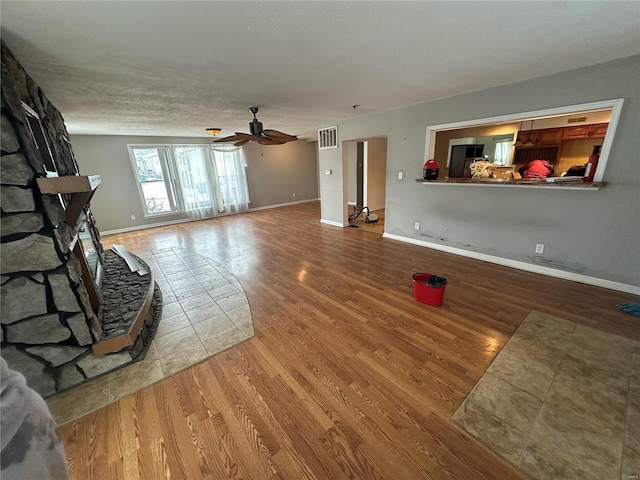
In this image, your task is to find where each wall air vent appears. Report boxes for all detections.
[567,117,588,123]
[318,126,338,149]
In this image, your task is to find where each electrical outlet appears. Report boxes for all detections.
[414,222,420,230]
[130,214,136,220]
[535,244,545,254]
[398,171,404,180]
[292,193,296,198]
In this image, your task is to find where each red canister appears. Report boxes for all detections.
[423,159,440,180]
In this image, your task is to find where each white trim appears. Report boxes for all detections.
[363,140,368,208]
[382,233,640,295]
[101,217,194,235]
[102,198,320,235]
[419,182,603,191]
[424,98,624,183]
[320,219,345,227]
[249,198,319,212]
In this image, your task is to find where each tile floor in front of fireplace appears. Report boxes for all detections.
[46,247,254,425]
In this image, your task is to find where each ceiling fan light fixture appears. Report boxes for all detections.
[206,128,222,136]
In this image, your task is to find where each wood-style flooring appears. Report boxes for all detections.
[60,201,639,479]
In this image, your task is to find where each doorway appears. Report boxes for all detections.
[344,137,387,233]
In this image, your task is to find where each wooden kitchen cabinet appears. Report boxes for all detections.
[532,128,564,146]
[562,126,590,140]
[590,123,608,138]
[563,123,608,140]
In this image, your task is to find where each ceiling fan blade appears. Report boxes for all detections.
[263,129,297,141]
[234,139,250,146]
[263,136,296,144]
[213,133,260,143]
[212,134,246,143]
[257,137,285,145]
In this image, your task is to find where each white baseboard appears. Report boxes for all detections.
[320,219,345,228]
[102,198,320,235]
[382,233,640,295]
[249,198,319,212]
[101,217,194,235]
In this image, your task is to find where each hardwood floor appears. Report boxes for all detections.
[61,201,638,479]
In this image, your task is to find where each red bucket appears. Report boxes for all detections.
[413,273,447,306]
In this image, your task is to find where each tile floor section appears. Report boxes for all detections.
[46,247,254,425]
[452,310,640,480]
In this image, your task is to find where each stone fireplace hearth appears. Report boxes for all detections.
[1,41,162,398]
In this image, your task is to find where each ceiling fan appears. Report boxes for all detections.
[211,107,297,146]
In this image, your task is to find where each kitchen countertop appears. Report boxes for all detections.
[416,177,605,189]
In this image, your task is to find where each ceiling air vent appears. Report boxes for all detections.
[567,117,587,123]
[318,126,338,149]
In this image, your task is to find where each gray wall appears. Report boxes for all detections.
[319,55,640,287]
[241,140,319,209]
[70,135,318,232]
[366,137,387,212]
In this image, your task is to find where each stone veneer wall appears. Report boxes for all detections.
[1,41,104,396]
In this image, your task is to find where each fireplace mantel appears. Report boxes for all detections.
[36,175,101,226]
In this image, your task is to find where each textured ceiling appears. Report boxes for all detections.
[2,1,639,140]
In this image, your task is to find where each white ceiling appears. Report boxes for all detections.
[2,1,639,140]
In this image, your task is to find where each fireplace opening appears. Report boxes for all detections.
[77,209,103,292]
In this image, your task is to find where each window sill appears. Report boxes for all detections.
[416,178,605,190]
[143,211,185,219]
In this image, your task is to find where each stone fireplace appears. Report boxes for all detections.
[1,41,161,398]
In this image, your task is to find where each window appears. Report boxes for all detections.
[130,146,177,215]
[128,144,249,218]
[211,145,250,214]
[173,145,216,214]
[214,150,240,205]
[493,140,512,166]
